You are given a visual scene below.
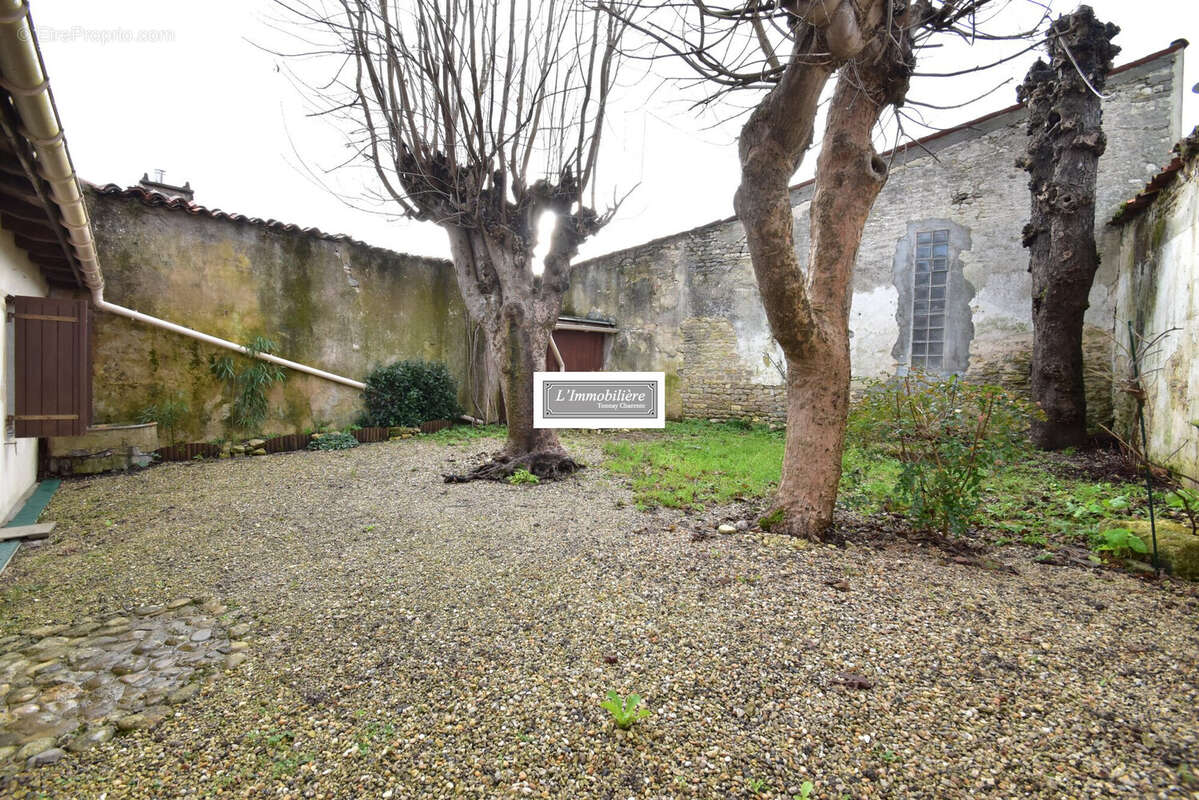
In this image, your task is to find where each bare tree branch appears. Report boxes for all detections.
[275,0,627,474]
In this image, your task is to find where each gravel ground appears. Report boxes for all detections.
[0,434,1197,799]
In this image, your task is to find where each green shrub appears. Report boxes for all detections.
[361,360,461,428]
[850,374,1034,536]
[308,432,359,451]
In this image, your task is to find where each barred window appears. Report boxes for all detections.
[911,230,949,372]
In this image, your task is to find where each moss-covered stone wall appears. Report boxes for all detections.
[1109,137,1199,484]
[86,190,473,442]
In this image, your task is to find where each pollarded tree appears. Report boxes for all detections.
[278,0,625,479]
[1018,7,1120,450]
[605,0,1043,538]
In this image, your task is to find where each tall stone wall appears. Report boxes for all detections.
[563,217,778,420]
[86,191,475,442]
[1109,133,1199,484]
[679,318,785,423]
[566,45,1186,424]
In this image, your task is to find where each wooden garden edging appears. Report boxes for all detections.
[154,442,222,462]
[153,420,457,463]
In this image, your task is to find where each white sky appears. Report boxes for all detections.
[33,0,1199,261]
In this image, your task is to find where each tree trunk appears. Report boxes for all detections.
[735,65,832,358]
[772,69,892,539]
[443,228,582,482]
[776,349,852,535]
[1019,9,1120,450]
[737,25,908,540]
[493,306,572,459]
[464,322,502,424]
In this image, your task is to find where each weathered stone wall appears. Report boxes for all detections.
[1108,136,1199,484]
[567,46,1185,424]
[679,318,785,423]
[86,191,475,442]
[562,219,776,420]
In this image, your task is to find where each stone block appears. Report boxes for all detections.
[46,423,160,476]
[48,423,159,457]
[1105,519,1199,581]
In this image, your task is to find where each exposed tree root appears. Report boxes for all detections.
[761,507,847,545]
[443,449,584,483]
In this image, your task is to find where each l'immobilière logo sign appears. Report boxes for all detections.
[534,372,665,429]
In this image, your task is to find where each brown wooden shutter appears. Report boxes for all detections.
[12,295,90,437]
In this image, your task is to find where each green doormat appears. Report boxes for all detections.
[0,479,60,574]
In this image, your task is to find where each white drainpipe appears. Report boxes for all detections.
[0,1,365,391]
[91,302,366,390]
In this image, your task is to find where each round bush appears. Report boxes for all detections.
[361,360,461,428]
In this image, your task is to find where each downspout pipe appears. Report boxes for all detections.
[91,301,366,390]
[0,1,366,392]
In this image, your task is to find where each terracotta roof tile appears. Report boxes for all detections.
[1110,126,1199,225]
[89,183,404,255]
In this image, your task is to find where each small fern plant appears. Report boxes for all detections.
[601,691,650,730]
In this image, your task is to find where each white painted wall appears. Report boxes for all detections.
[0,227,49,523]
[1110,158,1199,484]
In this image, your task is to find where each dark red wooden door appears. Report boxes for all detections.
[13,295,90,437]
[547,330,605,371]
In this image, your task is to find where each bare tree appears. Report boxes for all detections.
[1018,6,1120,450]
[277,0,625,479]
[604,0,1043,539]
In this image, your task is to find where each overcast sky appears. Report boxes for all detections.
[33,0,1199,262]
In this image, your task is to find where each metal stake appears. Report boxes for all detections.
[1127,321,1160,575]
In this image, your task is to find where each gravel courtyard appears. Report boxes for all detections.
[1,435,1197,799]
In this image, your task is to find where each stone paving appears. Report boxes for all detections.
[0,597,250,770]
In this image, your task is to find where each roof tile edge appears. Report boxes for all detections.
[89,183,449,263]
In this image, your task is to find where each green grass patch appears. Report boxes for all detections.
[420,416,1145,546]
[973,458,1145,543]
[839,444,905,512]
[839,444,1146,542]
[599,419,1146,544]
[601,421,784,510]
[425,423,507,445]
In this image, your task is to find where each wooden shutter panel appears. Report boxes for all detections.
[548,330,606,371]
[12,295,90,437]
